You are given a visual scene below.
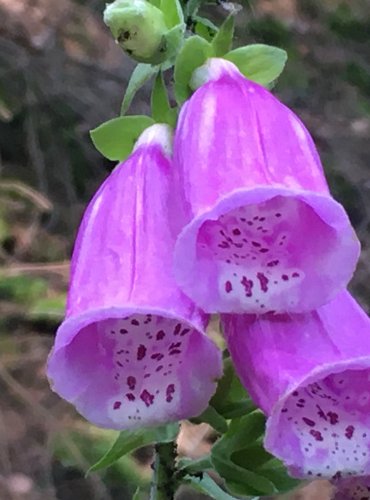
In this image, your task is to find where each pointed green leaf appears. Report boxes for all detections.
[190,405,228,434]
[90,115,155,162]
[194,16,218,42]
[88,423,179,473]
[178,455,213,475]
[151,72,171,122]
[184,473,239,500]
[163,23,186,62]
[160,0,183,27]
[174,35,212,103]
[121,64,159,116]
[225,44,288,86]
[212,15,234,56]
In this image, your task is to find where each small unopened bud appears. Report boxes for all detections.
[104,0,168,64]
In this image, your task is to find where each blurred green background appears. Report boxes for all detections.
[0,0,369,498]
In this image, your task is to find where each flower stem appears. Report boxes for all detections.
[150,441,177,500]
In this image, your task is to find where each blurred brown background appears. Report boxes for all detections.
[0,0,369,498]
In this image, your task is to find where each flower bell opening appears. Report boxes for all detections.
[274,368,370,479]
[196,194,341,313]
[49,311,219,430]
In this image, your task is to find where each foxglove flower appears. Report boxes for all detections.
[173,58,360,314]
[47,124,222,430]
[333,475,370,499]
[222,291,370,479]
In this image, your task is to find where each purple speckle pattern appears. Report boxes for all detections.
[105,314,190,423]
[278,371,370,479]
[334,475,370,499]
[222,292,370,480]
[197,196,310,312]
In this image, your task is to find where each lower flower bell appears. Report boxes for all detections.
[333,475,370,499]
[173,57,359,315]
[222,291,370,479]
[47,124,222,430]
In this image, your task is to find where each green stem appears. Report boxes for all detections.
[150,441,177,500]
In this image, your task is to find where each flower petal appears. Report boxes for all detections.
[48,124,222,430]
[222,291,370,479]
[173,58,360,314]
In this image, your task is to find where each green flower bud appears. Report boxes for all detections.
[104,0,169,64]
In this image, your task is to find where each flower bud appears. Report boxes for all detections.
[104,0,168,64]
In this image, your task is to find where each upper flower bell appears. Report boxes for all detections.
[222,291,370,480]
[173,58,360,314]
[47,124,222,430]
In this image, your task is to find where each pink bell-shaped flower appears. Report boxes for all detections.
[173,58,360,314]
[222,291,370,479]
[47,124,222,430]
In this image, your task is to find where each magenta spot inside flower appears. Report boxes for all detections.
[140,389,154,407]
[328,411,339,425]
[310,429,324,441]
[137,344,146,360]
[303,417,316,427]
[257,272,269,292]
[156,330,165,340]
[127,376,136,390]
[173,324,182,336]
[241,276,253,297]
[346,425,355,440]
[166,384,175,403]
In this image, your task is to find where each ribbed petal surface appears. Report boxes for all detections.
[174,58,360,314]
[47,125,222,430]
[222,291,370,479]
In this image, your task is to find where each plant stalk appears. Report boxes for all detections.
[150,441,177,500]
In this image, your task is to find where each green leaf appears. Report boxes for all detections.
[178,455,213,475]
[90,115,155,162]
[163,23,186,62]
[89,423,179,473]
[174,35,212,103]
[194,16,218,42]
[210,357,256,419]
[151,72,177,126]
[184,473,239,500]
[212,15,234,56]
[190,405,228,434]
[160,0,184,27]
[210,411,301,496]
[225,44,288,86]
[121,64,158,116]
[211,412,277,496]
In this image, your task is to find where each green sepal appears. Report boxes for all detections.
[212,15,234,56]
[90,115,154,162]
[224,44,288,87]
[121,64,159,116]
[174,35,212,104]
